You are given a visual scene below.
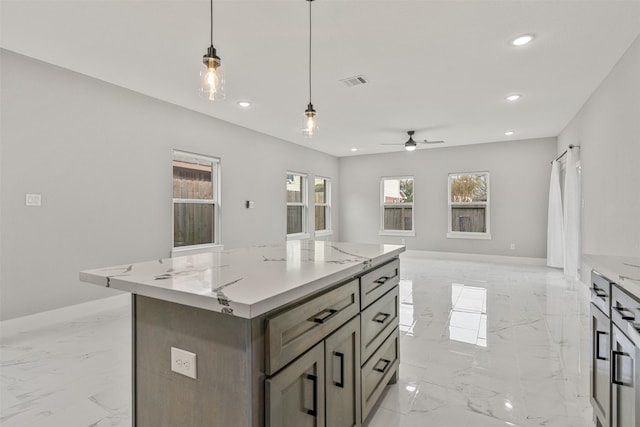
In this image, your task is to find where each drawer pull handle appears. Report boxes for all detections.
[595,331,608,361]
[592,287,607,298]
[374,358,391,373]
[305,374,318,416]
[611,350,632,387]
[373,312,391,324]
[613,306,635,321]
[312,308,338,324]
[334,352,345,388]
[374,276,390,285]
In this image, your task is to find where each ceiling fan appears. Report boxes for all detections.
[382,130,445,151]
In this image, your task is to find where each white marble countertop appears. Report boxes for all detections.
[583,253,640,300]
[80,240,405,319]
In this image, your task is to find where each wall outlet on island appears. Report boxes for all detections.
[171,347,197,379]
[401,238,405,244]
[510,243,516,250]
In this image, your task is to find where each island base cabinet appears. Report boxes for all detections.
[325,316,361,427]
[133,295,256,427]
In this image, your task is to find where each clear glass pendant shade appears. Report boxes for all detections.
[199,53,225,101]
[302,104,318,138]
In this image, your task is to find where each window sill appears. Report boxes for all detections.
[447,232,492,240]
[314,230,333,238]
[286,233,311,241]
[379,230,415,237]
[171,244,224,257]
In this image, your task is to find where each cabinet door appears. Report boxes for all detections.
[611,325,639,427]
[325,316,361,427]
[590,303,610,427]
[266,342,325,427]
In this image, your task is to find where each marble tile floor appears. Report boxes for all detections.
[1,256,595,426]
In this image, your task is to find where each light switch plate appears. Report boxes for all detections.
[171,347,197,379]
[25,194,42,206]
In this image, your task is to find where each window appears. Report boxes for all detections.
[381,177,414,235]
[448,172,490,239]
[172,151,220,250]
[286,172,308,238]
[314,177,331,234]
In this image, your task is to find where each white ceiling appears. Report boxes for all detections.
[2,1,639,157]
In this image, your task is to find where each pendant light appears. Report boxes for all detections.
[199,0,225,101]
[302,0,318,138]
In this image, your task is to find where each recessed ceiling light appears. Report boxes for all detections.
[237,101,251,108]
[505,131,515,136]
[505,94,522,102]
[511,34,534,46]
[351,148,358,152]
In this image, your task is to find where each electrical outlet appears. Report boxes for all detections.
[510,243,516,250]
[171,347,197,379]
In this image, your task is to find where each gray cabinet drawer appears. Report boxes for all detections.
[360,259,400,309]
[611,285,640,331]
[361,286,399,363]
[361,327,399,421]
[265,279,360,375]
[591,270,612,316]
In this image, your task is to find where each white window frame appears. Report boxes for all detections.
[314,176,332,237]
[447,171,491,240]
[286,171,309,240]
[172,150,221,254]
[380,176,415,237]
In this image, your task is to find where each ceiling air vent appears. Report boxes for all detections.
[340,75,368,87]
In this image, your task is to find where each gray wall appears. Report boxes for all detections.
[339,138,557,258]
[0,50,339,320]
[559,35,640,260]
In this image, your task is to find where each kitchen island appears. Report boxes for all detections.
[583,254,640,427]
[80,240,405,426]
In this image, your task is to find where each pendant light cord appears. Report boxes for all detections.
[308,0,312,103]
[210,0,213,46]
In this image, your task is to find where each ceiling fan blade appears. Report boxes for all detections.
[380,143,404,146]
[419,140,445,144]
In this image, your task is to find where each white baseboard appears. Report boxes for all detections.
[401,249,547,266]
[0,294,130,338]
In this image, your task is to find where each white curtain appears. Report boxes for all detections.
[563,149,581,279]
[547,161,564,268]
